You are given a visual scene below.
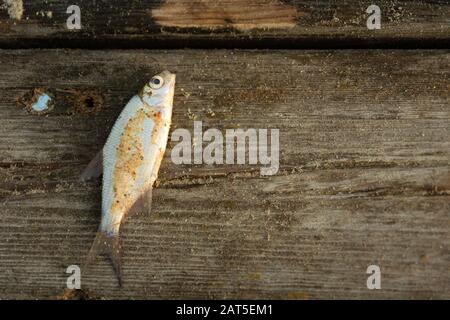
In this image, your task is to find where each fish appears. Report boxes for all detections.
[81,70,176,286]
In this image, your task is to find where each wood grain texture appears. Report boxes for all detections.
[0,49,449,299]
[0,0,449,48]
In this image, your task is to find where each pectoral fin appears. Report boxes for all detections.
[80,150,103,181]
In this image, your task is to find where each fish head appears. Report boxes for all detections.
[140,70,176,112]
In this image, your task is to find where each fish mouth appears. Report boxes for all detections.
[159,70,176,87]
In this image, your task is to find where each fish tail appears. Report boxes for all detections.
[86,231,123,287]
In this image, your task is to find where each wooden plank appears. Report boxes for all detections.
[0,1,449,48]
[0,49,449,299]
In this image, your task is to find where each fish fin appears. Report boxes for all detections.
[86,231,123,287]
[80,150,103,181]
[129,187,153,216]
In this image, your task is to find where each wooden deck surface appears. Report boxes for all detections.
[0,0,449,48]
[0,0,449,301]
[0,49,448,299]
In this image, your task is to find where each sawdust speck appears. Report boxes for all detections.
[3,0,23,20]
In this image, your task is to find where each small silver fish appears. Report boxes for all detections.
[81,70,176,286]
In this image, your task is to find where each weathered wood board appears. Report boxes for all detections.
[0,1,449,48]
[0,49,449,299]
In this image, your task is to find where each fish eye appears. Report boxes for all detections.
[149,76,164,89]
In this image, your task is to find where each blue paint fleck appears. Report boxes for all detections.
[31,93,51,112]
